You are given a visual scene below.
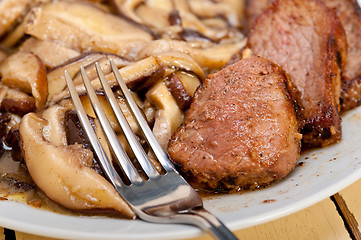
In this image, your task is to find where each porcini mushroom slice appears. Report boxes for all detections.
[19,38,80,68]
[24,1,153,59]
[19,112,135,218]
[0,51,47,108]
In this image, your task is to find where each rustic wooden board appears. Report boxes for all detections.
[338,179,361,240]
[8,180,361,240]
[190,198,349,240]
[1,228,5,240]
[15,232,60,240]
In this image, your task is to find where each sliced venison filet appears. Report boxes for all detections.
[245,0,346,147]
[168,56,302,192]
[244,0,361,111]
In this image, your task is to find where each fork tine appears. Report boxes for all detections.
[95,62,160,179]
[79,66,143,184]
[66,66,238,240]
[109,59,175,172]
[64,70,127,187]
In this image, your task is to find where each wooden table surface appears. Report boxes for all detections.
[2,177,361,240]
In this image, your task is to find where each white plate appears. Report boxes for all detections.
[1,106,361,240]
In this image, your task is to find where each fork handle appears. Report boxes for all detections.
[191,208,238,240]
[170,207,238,240]
[195,208,238,240]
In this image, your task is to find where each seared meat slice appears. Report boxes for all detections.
[168,56,302,192]
[244,0,361,111]
[244,0,273,33]
[326,0,361,110]
[246,0,346,147]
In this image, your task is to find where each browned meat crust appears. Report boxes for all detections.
[246,0,346,148]
[341,77,361,110]
[327,0,361,111]
[244,0,361,111]
[168,56,302,192]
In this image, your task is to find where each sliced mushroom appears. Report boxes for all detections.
[19,38,80,68]
[41,105,67,146]
[155,52,205,80]
[180,11,229,41]
[152,109,172,151]
[64,110,104,175]
[0,0,41,37]
[175,70,201,96]
[166,71,200,110]
[50,53,204,103]
[60,93,141,162]
[48,53,131,101]
[0,51,47,108]
[24,1,153,59]
[0,50,7,64]
[0,0,52,48]
[19,109,135,218]
[5,113,21,134]
[0,113,11,157]
[47,53,112,100]
[143,98,156,125]
[71,55,132,86]
[109,0,159,38]
[146,80,184,150]
[188,0,243,28]
[139,39,246,71]
[77,94,140,135]
[0,20,26,49]
[61,99,114,167]
[118,0,172,29]
[0,85,36,116]
[110,0,243,42]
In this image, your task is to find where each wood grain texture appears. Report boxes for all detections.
[190,198,349,240]
[15,232,61,240]
[331,193,361,240]
[8,182,361,240]
[0,228,4,240]
[339,179,361,240]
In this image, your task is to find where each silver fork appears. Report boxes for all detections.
[64,60,238,240]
